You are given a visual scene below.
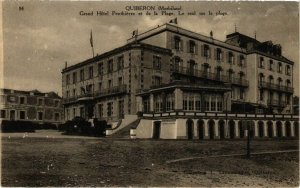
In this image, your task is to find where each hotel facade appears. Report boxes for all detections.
[0,89,63,125]
[62,23,298,139]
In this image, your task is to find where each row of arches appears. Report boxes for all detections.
[185,119,299,140]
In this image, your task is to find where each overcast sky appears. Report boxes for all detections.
[2,1,299,96]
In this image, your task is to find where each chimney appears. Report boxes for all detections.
[65,61,68,69]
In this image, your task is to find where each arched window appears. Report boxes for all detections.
[277,77,282,87]
[259,73,264,84]
[286,79,291,87]
[268,75,274,84]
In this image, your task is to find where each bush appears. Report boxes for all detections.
[1,120,36,132]
[61,117,107,137]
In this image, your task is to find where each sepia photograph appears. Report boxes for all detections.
[0,1,299,187]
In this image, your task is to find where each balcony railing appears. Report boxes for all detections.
[172,66,249,87]
[258,81,293,93]
[267,99,287,107]
[63,85,127,104]
[94,84,127,98]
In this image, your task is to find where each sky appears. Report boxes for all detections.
[1,1,299,96]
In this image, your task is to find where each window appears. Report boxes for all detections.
[286,65,291,75]
[216,48,222,61]
[66,91,70,98]
[108,59,113,73]
[268,76,274,85]
[188,60,196,75]
[98,82,102,90]
[286,95,291,105]
[143,98,150,113]
[173,57,181,72]
[166,94,174,112]
[73,89,76,97]
[72,72,77,84]
[259,57,264,68]
[98,104,103,118]
[228,52,234,64]
[269,60,273,71]
[153,76,162,86]
[73,108,76,118]
[108,80,112,89]
[211,95,216,111]
[216,96,223,111]
[188,95,194,111]
[117,56,124,70]
[228,69,234,82]
[55,100,59,107]
[216,67,222,81]
[205,95,210,111]
[239,88,244,100]
[260,89,264,101]
[153,55,161,70]
[88,66,93,79]
[286,79,291,88]
[277,78,282,87]
[174,36,181,50]
[154,96,163,112]
[38,98,43,106]
[195,95,201,111]
[259,73,265,84]
[278,62,282,73]
[183,94,188,110]
[19,111,25,120]
[38,112,43,120]
[20,97,25,104]
[1,110,6,118]
[107,102,113,117]
[80,107,84,118]
[98,62,103,75]
[239,55,245,66]
[118,77,123,86]
[80,69,84,81]
[86,84,93,93]
[54,113,60,121]
[66,74,70,85]
[189,40,196,53]
[203,45,210,58]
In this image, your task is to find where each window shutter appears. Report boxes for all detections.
[201,44,204,57]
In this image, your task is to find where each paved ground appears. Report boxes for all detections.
[1,130,299,187]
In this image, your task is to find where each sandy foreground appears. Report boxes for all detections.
[1,130,299,187]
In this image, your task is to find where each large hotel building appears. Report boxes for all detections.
[62,22,298,139]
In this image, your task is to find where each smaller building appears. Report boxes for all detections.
[0,88,63,125]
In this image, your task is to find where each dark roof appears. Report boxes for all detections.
[62,42,172,73]
[0,88,61,99]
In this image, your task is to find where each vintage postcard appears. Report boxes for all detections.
[1,1,299,187]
